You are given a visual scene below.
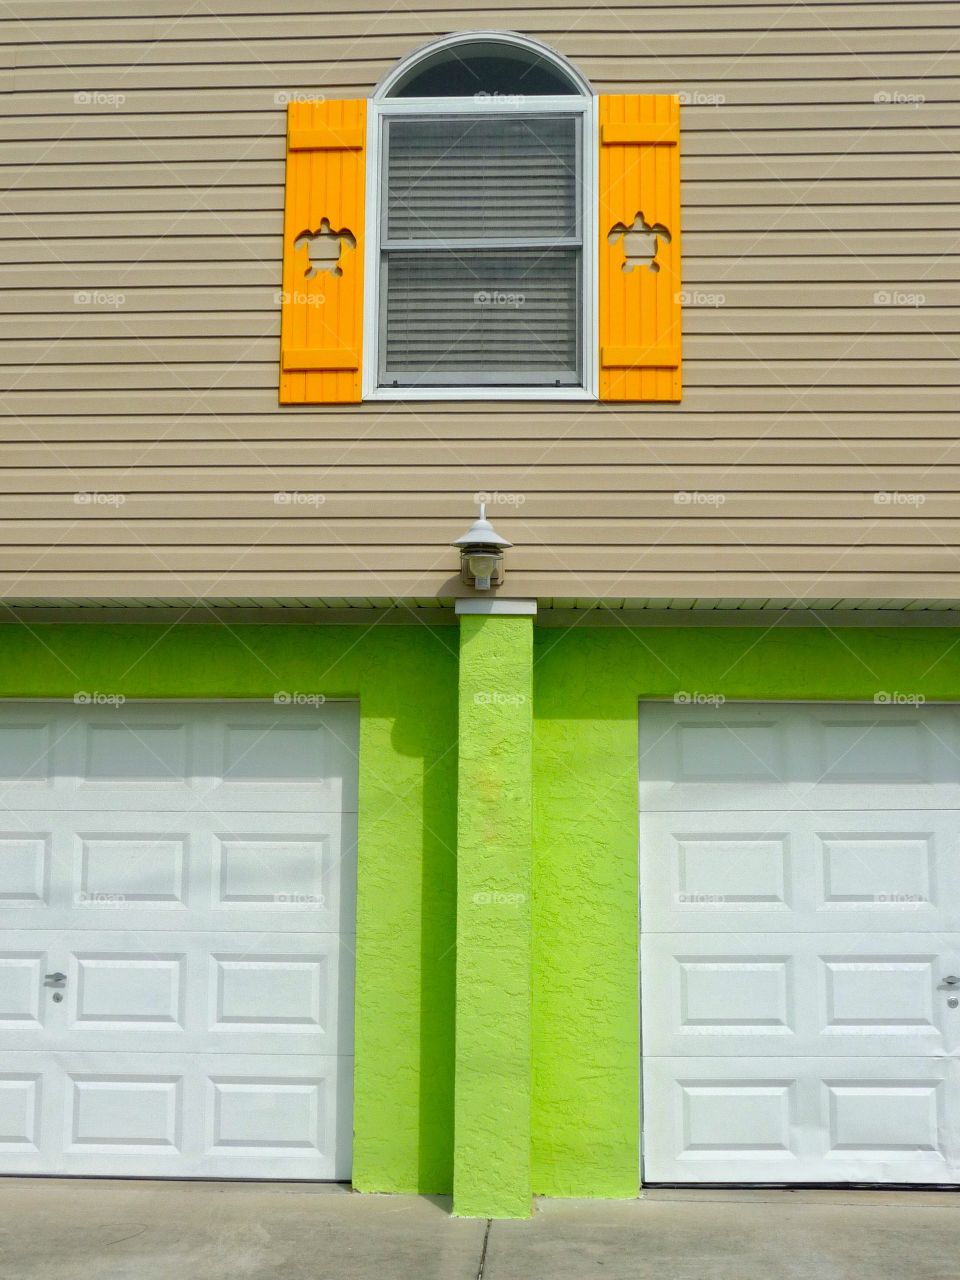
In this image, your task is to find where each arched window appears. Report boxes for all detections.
[376,32,592,100]
[365,33,596,400]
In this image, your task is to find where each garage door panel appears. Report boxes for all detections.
[0,700,357,1180]
[0,1056,57,1169]
[642,1056,958,1184]
[642,933,958,1058]
[640,810,960,933]
[0,810,356,935]
[0,931,353,1057]
[0,702,359,813]
[0,1053,350,1179]
[640,703,960,812]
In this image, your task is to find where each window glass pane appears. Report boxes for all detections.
[382,248,579,385]
[391,49,580,98]
[386,115,578,242]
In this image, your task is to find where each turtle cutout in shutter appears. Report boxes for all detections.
[608,212,671,274]
[294,219,357,279]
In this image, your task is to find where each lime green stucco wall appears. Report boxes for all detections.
[454,615,534,1218]
[2,620,960,1209]
[0,622,458,1195]
[531,625,960,1198]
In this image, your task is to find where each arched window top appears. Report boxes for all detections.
[375,31,592,100]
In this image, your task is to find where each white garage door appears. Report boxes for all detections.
[640,701,960,1184]
[0,700,357,1179]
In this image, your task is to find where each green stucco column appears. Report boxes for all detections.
[453,600,535,1218]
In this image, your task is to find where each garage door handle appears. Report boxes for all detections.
[44,972,66,985]
[939,975,959,989]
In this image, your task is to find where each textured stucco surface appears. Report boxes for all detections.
[0,622,459,1195]
[531,625,960,1198]
[455,615,534,1218]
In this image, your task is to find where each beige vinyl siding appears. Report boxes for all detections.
[2,1,959,602]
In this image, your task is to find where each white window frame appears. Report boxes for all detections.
[362,92,598,402]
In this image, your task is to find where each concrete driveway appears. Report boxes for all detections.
[0,1180,958,1280]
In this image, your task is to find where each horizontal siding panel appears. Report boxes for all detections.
[1,494,957,520]
[0,547,956,573]
[1,519,957,548]
[5,389,959,414]
[1,0,949,16]
[0,189,283,215]
[0,237,282,264]
[0,572,957,603]
[1,413,957,442]
[0,466,956,494]
[1,439,959,466]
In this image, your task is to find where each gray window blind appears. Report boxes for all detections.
[379,114,582,387]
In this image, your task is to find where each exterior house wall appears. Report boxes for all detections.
[3,619,960,1207]
[3,1,958,602]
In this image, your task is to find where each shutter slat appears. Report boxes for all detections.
[279,99,366,404]
[599,94,682,402]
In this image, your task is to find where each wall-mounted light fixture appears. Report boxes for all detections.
[453,504,512,591]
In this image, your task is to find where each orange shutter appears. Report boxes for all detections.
[598,95,681,402]
[279,99,366,404]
